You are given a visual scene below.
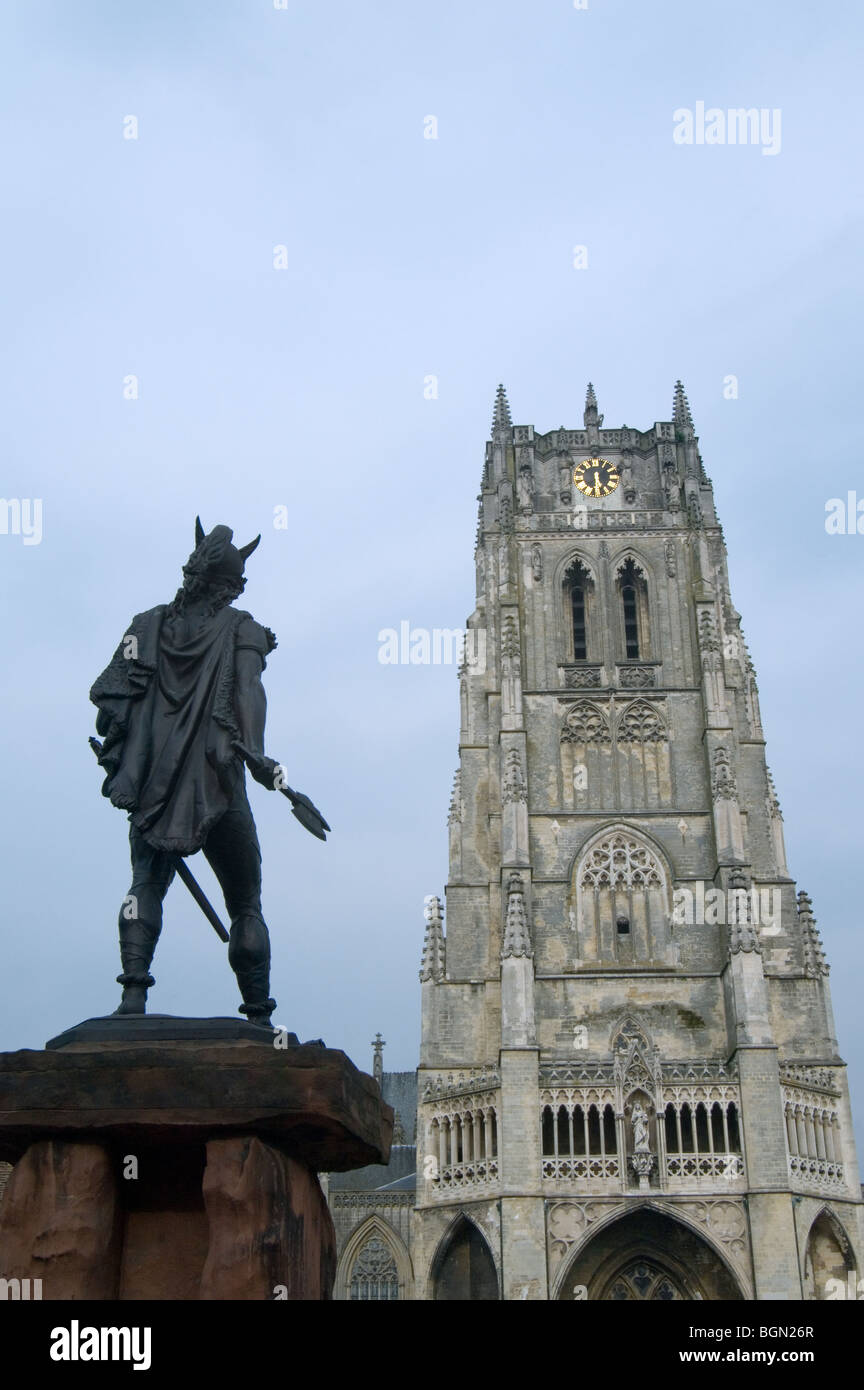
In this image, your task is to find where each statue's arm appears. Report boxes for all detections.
[234,648,267,758]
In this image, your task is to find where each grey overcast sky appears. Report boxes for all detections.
[1,1,863,1148]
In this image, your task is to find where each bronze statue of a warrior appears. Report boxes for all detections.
[90,519,295,1027]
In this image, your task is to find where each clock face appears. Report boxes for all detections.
[573,457,620,498]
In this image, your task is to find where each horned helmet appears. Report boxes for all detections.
[183,517,261,585]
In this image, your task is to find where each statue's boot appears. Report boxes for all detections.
[115,907,160,1016]
[229,913,276,1028]
[113,976,153,1016]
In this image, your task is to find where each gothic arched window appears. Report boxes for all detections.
[348,1235,399,1301]
[616,558,649,660]
[564,559,594,661]
[606,1260,685,1301]
[574,828,672,965]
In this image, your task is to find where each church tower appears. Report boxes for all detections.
[414,382,863,1300]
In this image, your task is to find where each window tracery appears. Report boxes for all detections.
[348,1236,399,1301]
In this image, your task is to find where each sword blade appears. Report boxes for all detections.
[172,857,230,943]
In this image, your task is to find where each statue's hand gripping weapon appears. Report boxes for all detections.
[233,741,331,842]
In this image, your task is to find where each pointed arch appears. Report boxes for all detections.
[610,547,653,661]
[573,824,672,892]
[607,544,656,588]
[571,824,675,966]
[617,698,668,744]
[554,548,599,669]
[429,1212,499,1301]
[561,699,611,745]
[551,1202,748,1301]
[334,1214,414,1301]
[553,547,599,591]
[610,1013,653,1054]
[802,1207,856,1300]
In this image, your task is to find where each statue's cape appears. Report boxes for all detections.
[90,604,272,854]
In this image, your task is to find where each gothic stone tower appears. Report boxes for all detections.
[414,382,863,1301]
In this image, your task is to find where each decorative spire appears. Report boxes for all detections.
[583,381,602,427]
[673,380,694,434]
[492,383,512,432]
[419,896,446,982]
[798,891,829,977]
[728,870,762,955]
[502,873,533,959]
[371,1032,385,1087]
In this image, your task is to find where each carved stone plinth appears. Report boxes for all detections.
[629,1152,656,1192]
[0,1025,392,1300]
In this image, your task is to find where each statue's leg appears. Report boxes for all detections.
[115,824,175,1015]
[203,786,275,1027]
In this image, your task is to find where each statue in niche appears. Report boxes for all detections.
[631,1101,650,1153]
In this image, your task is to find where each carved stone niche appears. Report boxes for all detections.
[623,1089,658,1192]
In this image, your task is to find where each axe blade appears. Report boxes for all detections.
[286,791,330,841]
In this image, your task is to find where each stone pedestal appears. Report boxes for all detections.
[0,1019,392,1301]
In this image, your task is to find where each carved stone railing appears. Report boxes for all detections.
[542,1157,620,1182]
[438,1157,499,1188]
[665,1155,744,1183]
[788,1155,845,1190]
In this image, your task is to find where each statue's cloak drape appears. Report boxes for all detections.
[90,604,258,854]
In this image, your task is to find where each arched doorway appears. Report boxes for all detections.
[431,1217,499,1300]
[556,1207,745,1301]
[803,1210,855,1300]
